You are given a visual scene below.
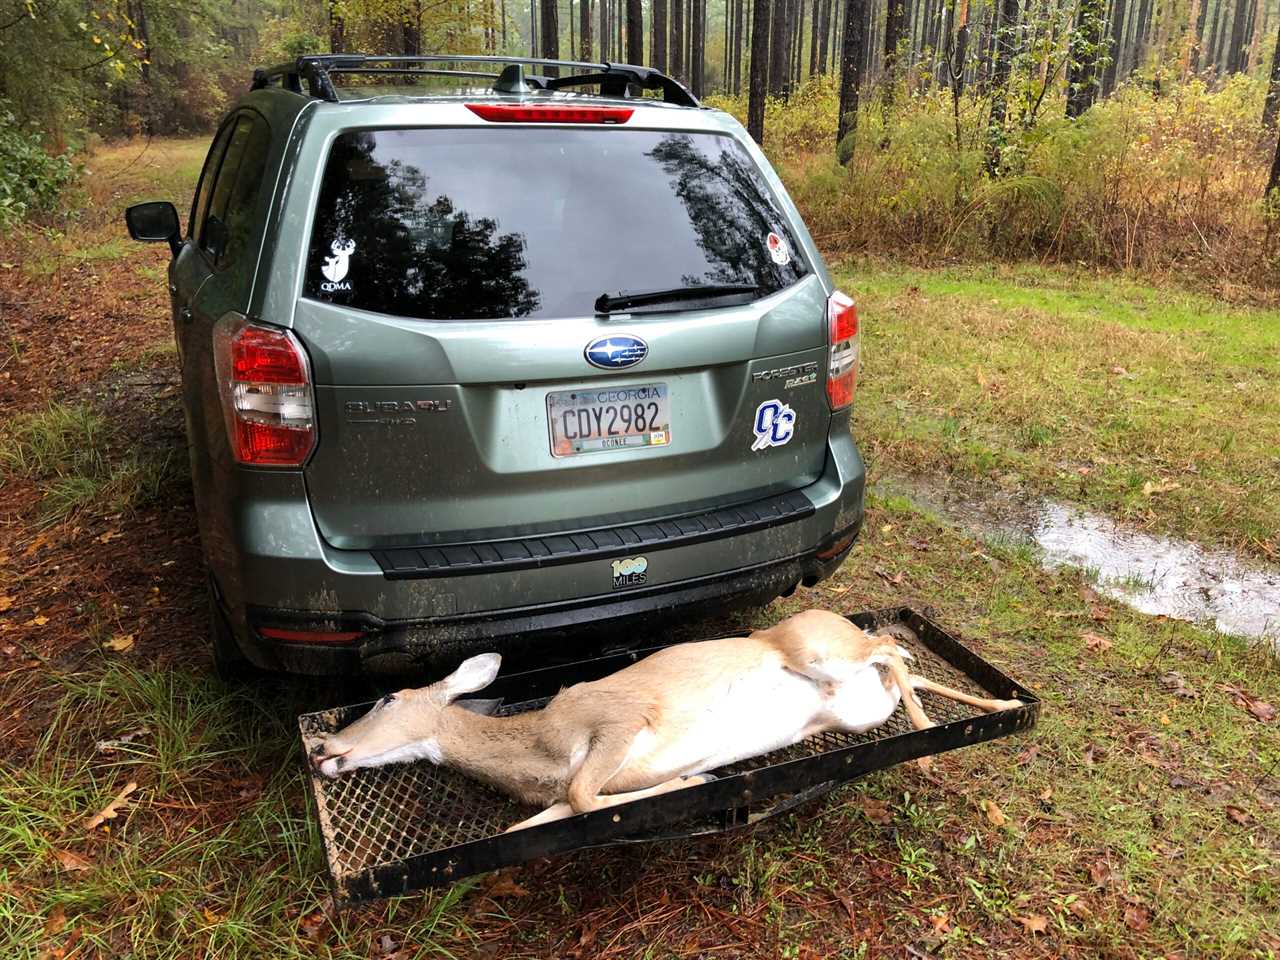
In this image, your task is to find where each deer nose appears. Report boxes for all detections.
[309,739,350,773]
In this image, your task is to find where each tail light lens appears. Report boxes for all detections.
[213,315,316,467]
[465,103,634,124]
[826,290,859,410]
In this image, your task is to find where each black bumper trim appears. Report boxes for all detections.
[371,489,816,580]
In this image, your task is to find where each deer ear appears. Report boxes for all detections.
[440,653,501,702]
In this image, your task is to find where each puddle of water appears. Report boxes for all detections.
[1031,502,1280,644]
[879,477,1280,645]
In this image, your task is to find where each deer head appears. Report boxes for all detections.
[309,653,501,778]
[330,237,356,258]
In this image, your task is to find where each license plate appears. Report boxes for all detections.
[547,383,671,458]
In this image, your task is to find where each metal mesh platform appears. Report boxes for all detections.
[299,607,1039,902]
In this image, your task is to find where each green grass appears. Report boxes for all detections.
[2,136,1278,958]
[843,260,1280,555]
[3,494,1275,958]
[0,403,182,522]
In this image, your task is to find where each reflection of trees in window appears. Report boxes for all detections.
[309,133,539,319]
[646,134,804,289]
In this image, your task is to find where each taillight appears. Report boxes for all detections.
[465,103,634,124]
[826,291,859,410]
[213,315,316,467]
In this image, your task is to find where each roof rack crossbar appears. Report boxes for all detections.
[250,54,700,107]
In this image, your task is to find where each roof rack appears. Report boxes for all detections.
[250,55,700,108]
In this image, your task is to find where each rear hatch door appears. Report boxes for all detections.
[295,120,831,549]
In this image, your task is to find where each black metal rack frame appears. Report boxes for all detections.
[250,54,700,107]
[299,607,1040,904]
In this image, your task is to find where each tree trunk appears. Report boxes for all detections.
[652,0,667,68]
[837,0,867,153]
[985,0,1020,174]
[626,0,643,61]
[690,0,705,93]
[329,0,346,52]
[817,0,831,71]
[671,0,685,79]
[1246,0,1265,70]
[540,0,560,71]
[748,0,772,140]
[1101,0,1128,93]
[1226,0,1249,73]
[1067,0,1106,117]
[1264,15,1280,126]
[733,0,745,92]
[581,0,593,58]
[769,0,790,93]
[1267,118,1280,196]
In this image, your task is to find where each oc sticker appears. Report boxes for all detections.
[611,556,648,590]
[752,399,796,451]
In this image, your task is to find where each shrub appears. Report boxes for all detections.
[713,76,1280,289]
[0,101,76,229]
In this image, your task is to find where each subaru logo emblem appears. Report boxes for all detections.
[584,335,648,370]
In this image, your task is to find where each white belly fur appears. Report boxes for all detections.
[617,663,901,786]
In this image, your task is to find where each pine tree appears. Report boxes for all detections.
[748,0,772,140]
[837,0,867,154]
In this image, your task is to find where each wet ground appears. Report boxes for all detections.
[880,476,1280,647]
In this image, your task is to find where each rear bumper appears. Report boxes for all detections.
[207,420,865,676]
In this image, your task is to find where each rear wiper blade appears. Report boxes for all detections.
[594,283,759,314]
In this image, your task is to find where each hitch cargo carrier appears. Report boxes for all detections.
[299,607,1039,903]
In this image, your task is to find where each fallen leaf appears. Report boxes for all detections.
[27,615,49,627]
[1160,672,1195,698]
[1110,365,1128,375]
[96,530,122,544]
[1088,603,1110,622]
[1159,713,1171,726]
[1123,904,1151,932]
[1039,785,1053,803]
[103,633,134,653]
[43,905,67,936]
[53,849,92,873]
[1141,479,1180,496]
[1088,859,1112,886]
[981,798,1007,827]
[95,726,149,753]
[874,568,905,586]
[1082,631,1112,653]
[1247,699,1276,722]
[0,596,13,612]
[84,781,137,830]
[930,912,951,934]
[1018,914,1049,935]
[483,874,529,899]
[1224,805,1251,825]
[861,797,893,825]
[1067,898,1092,918]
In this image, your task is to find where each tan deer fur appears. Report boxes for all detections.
[309,609,1023,831]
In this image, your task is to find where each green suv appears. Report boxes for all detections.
[124,55,865,678]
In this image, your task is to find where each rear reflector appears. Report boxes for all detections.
[826,290,859,410]
[465,103,634,124]
[258,627,364,645]
[213,315,317,467]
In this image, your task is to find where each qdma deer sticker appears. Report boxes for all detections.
[320,238,356,291]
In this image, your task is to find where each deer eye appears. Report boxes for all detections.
[377,694,396,707]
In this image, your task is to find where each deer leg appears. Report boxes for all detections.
[909,675,1024,714]
[505,774,714,832]
[885,654,936,731]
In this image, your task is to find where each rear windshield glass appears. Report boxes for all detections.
[304,127,809,320]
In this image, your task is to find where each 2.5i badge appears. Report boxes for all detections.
[611,556,648,590]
